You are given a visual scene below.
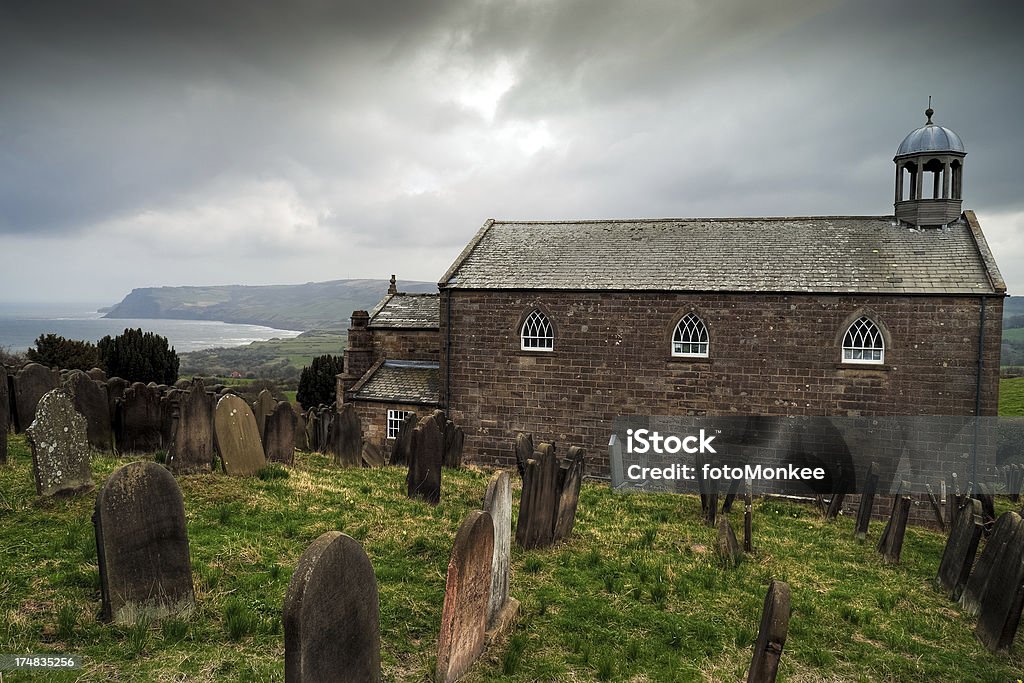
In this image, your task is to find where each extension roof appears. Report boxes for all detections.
[368,293,440,329]
[349,360,440,406]
[439,212,1004,295]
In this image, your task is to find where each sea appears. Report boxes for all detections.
[0,303,302,353]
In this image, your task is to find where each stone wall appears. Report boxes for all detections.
[369,328,440,363]
[351,400,436,462]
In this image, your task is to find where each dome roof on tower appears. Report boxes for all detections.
[896,107,964,157]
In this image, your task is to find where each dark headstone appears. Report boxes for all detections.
[253,389,277,442]
[361,441,385,468]
[264,402,297,466]
[159,389,181,451]
[94,461,194,624]
[333,403,362,468]
[115,382,163,453]
[214,394,266,476]
[86,367,107,382]
[483,472,512,630]
[877,491,912,564]
[717,516,742,568]
[743,479,754,553]
[305,408,318,452]
[284,532,381,682]
[389,413,418,466]
[553,446,585,542]
[436,510,494,683]
[746,580,791,683]
[854,462,880,541]
[316,405,333,455]
[722,477,741,514]
[513,432,533,479]
[974,512,1024,652]
[105,377,128,429]
[936,498,983,601]
[962,511,1024,616]
[63,370,112,451]
[825,492,845,520]
[12,362,58,433]
[406,414,443,505]
[0,364,8,465]
[443,420,465,468]
[26,389,93,496]
[975,484,997,533]
[167,378,214,474]
[294,410,307,452]
[534,443,560,547]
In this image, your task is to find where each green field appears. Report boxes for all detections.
[2,436,1022,681]
[1001,377,1024,416]
[179,331,345,381]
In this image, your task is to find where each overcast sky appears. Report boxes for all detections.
[2,0,1022,304]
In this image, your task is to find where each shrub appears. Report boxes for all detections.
[98,328,179,384]
[296,354,344,410]
[26,334,99,370]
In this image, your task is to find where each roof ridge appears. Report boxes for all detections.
[488,216,897,225]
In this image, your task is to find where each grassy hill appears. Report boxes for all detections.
[103,279,435,332]
[178,330,346,381]
[1,436,1021,681]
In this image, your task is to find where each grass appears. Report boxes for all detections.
[179,330,346,377]
[2,435,1024,681]
[1001,377,1024,416]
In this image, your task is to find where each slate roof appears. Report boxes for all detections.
[351,361,440,405]
[440,213,1004,295]
[368,293,440,329]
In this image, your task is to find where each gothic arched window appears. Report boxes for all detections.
[521,309,554,351]
[672,313,709,358]
[842,316,884,364]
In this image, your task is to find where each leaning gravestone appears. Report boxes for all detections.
[264,402,297,466]
[64,370,112,451]
[283,532,381,682]
[407,414,443,505]
[0,364,8,464]
[252,389,277,442]
[853,462,880,541]
[717,516,742,568]
[333,403,362,468]
[974,512,1024,652]
[747,580,791,683]
[962,511,1024,616]
[513,432,533,479]
[12,362,58,433]
[877,487,912,564]
[553,446,585,542]
[936,498,983,601]
[443,420,465,468]
[94,461,194,624]
[389,412,418,467]
[26,389,93,496]
[167,378,214,474]
[517,442,585,549]
[436,510,494,683]
[159,389,181,450]
[116,382,163,452]
[483,471,518,636]
[362,442,385,468]
[214,394,267,476]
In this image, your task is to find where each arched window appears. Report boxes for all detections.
[672,313,709,357]
[521,309,553,351]
[842,316,884,364]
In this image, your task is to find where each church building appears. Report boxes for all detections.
[340,108,1005,476]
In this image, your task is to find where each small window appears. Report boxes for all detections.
[387,409,414,439]
[842,316,884,364]
[521,309,554,351]
[672,313,709,357]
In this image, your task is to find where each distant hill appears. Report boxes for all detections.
[103,278,435,331]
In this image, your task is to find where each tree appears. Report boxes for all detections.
[26,333,100,371]
[98,328,180,384]
[296,354,344,410]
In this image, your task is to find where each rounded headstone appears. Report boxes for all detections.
[63,370,113,451]
[26,388,93,496]
[214,394,266,476]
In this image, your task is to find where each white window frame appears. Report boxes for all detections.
[386,409,414,439]
[842,316,885,365]
[672,313,710,358]
[520,309,554,351]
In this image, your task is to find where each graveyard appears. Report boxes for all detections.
[2,431,1023,681]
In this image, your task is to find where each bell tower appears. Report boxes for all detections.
[894,101,966,227]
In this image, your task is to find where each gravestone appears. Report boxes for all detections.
[0,364,8,465]
[936,498,983,601]
[962,511,1024,616]
[26,389,93,496]
[436,510,494,683]
[974,512,1024,652]
[116,382,163,452]
[975,484,996,533]
[407,413,443,505]
[443,420,465,468]
[362,441,385,468]
[553,446,585,542]
[214,394,266,476]
[167,378,214,474]
[333,403,362,468]
[744,479,754,553]
[483,471,518,636]
[316,405,333,455]
[533,443,560,547]
[717,516,742,568]
[283,532,381,683]
[173,378,190,390]
[12,362,58,433]
[854,462,880,541]
[877,490,912,564]
[305,408,318,452]
[86,367,107,382]
[159,389,181,450]
[746,580,791,683]
[253,389,277,442]
[513,432,533,479]
[294,410,307,451]
[825,492,845,520]
[64,370,112,451]
[94,461,194,624]
[389,413,418,466]
[264,401,297,466]
[105,377,129,428]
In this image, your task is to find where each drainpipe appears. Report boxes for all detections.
[972,296,986,496]
[445,289,452,411]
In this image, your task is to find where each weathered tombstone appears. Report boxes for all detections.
[64,370,112,451]
[717,516,742,568]
[305,408,318,452]
[483,472,518,637]
[746,580,791,683]
[264,402,297,466]
[252,389,277,442]
[26,389,93,496]
[316,405,333,455]
[333,403,362,468]
[361,441,385,468]
[513,432,533,479]
[86,367,107,382]
[94,461,194,624]
[0,364,8,465]
[553,446,585,542]
[105,377,128,429]
[407,414,443,505]
[533,443,560,547]
[11,362,58,433]
[825,492,845,520]
[167,378,214,474]
[962,511,1024,616]
[173,378,190,390]
[214,394,267,476]
[877,490,912,564]
[975,484,997,533]
[436,510,494,683]
[389,413,418,466]
[294,410,307,451]
[443,420,465,468]
[159,388,181,450]
[854,462,880,541]
[936,498,983,601]
[116,382,163,453]
[974,512,1024,652]
[283,532,381,683]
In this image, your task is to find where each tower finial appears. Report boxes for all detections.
[925,96,934,124]
[388,274,397,295]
